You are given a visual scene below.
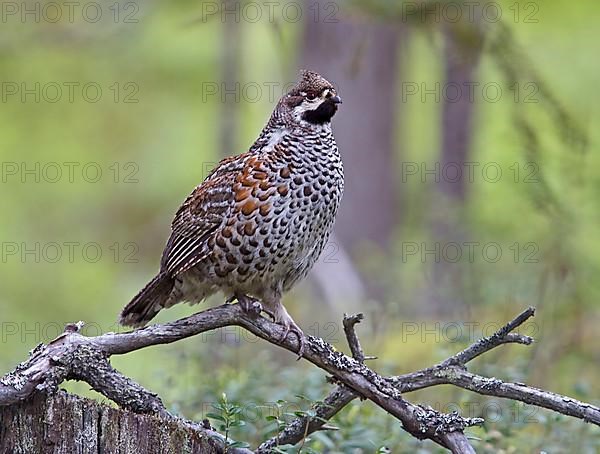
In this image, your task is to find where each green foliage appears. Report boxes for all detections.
[208,393,250,450]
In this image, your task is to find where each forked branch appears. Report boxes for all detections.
[1,305,598,453]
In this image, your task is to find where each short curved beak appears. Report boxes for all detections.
[330,95,343,104]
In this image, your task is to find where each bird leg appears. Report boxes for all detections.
[268,301,306,358]
[235,294,306,357]
[235,293,263,318]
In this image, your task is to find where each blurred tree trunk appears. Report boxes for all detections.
[425,21,485,315]
[220,0,241,157]
[300,2,405,307]
[0,392,221,454]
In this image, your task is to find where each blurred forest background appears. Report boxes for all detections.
[1,0,599,451]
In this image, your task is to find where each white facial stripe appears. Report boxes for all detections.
[292,100,319,122]
[294,97,322,112]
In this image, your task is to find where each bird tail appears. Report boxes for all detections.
[120,272,174,328]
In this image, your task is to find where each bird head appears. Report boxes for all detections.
[281,70,342,127]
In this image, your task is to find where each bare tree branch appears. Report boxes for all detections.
[389,306,600,426]
[261,305,598,450]
[342,312,367,362]
[258,312,370,452]
[1,304,598,453]
[0,304,479,452]
[440,307,536,366]
[257,386,355,453]
[393,367,600,425]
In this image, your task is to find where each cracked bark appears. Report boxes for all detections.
[0,391,225,454]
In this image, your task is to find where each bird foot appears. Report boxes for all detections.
[273,309,306,359]
[235,296,306,358]
[236,294,263,318]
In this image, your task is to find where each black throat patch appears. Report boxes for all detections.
[302,99,338,125]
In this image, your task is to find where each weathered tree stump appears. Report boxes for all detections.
[0,391,221,454]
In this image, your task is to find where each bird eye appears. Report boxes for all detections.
[306,93,316,100]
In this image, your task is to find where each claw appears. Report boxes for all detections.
[236,294,262,317]
[261,308,276,323]
[277,318,306,359]
[237,296,306,358]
